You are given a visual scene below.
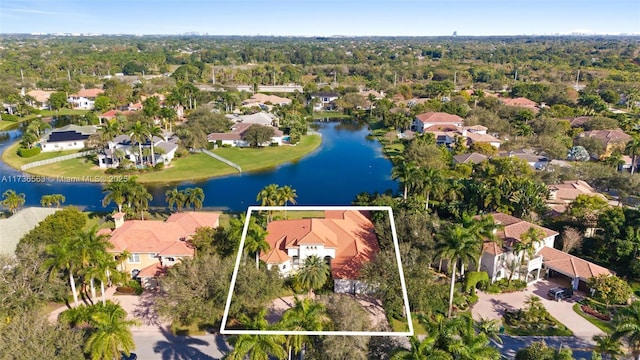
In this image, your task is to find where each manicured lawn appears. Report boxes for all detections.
[170,321,208,336]
[2,141,84,168]
[572,303,615,334]
[17,155,106,180]
[0,120,22,131]
[134,153,237,183]
[503,315,573,336]
[391,315,427,335]
[213,134,322,172]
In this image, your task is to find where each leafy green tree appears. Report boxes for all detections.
[514,340,573,360]
[296,255,331,295]
[94,95,112,112]
[593,334,624,360]
[49,91,68,110]
[242,124,275,147]
[568,145,591,162]
[588,274,632,306]
[2,189,26,214]
[613,301,640,360]
[19,206,86,248]
[391,336,452,360]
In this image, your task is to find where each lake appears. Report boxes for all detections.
[0,121,397,212]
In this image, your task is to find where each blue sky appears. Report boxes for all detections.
[1,0,639,36]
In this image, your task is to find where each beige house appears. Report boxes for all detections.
[579,129,632,158]
[412,112,501,149]
[547,180,608,214]
[102,212,219,288]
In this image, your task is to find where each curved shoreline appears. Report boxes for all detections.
[1,135,323,184]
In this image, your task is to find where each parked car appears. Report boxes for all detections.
[547,287,573,301]
[121,352,137,360]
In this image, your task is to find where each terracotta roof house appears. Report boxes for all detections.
[207,122,284,147]
[453,152,488,165]
[105,211,219,288]
[578,129,632,157]
[568,116,591,128]
[412,112,501,149]
[500,97,539,113]
[99,109,133,124]
[546,180,608,214]
[68,88,104,110]
[497,149,549,170]
[226,112,279,127]
[260,210,379,294]
[242,93,292,108]
[0,207,60,256]
[478,212,612,290]
[26,90,54,109]
[412,112,464,132]
[39,124,98,152]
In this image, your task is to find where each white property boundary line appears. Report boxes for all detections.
[220,205,414,337]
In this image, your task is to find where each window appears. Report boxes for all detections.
[127,254,140,263]
[165,257,176,262]
[149,253,158,259]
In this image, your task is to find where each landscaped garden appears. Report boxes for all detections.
[502,295,573,336]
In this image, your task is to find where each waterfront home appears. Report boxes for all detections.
[67,88,104,110]
[97,134,178,168]
[39,124,98,152]
[311,92,339,111]
[260,210,379,294]
[25,90,54,110]
[412,112,501,148]
[102,212,219,288]
[207,123,284,148]
[225,112,279,127]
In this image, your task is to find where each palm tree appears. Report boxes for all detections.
[278,185,297,219]
[147,124,163,166]
[44,236,81,307]
[91,251,120,305]
[185,187,205,211]
[2,189,26,214]
[84,302,138,360]
[165,187,186,212]
[391,160,420,200]
[513,227,545,281]
[613,301,640,359]
[243,217,270,269]
[128,121,149,167]
[419,166,443,210]
[40,194,53,207]
[391,335,452,360]
[75,226,113,304]
[128,181,152,220]
[457,213,500,272]
[280,297,329,360]
[626,136,640,175]
[593,334,624,360]
[102,181,127,213]
[436,224,482,318]
[227,309,286,360]
[256,183,280,222]
[449,331,500,360]
[296,255,331,296]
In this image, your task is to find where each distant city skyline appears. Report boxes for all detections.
[1,0,639,36]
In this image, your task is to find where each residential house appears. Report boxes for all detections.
[103,211,220,288]
[226,112,279,127]
[0,207,60,256]
[546,180,608,214]
[207,122,284,148]
[99,109,133,124]
[567,116,591,128]
[412,112,501,149]
[453,152,488,165]
[97,134,178,168]
[498,149,549,170]
[242,93,292,109]
[479,212,613,290]
[578,129,632,158]
[67,88,104,110]
[412,112,464,133]
[260,210,379,294]
[26,90,54,109]
[39,124,98,152]
[500,96,540,113]
[311,92,339,111]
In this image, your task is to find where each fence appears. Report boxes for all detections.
[194,149,242,173]
[21,151,94,170]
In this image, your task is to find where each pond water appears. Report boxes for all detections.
[0,121,397,212]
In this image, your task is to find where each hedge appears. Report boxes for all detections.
[17,147,41,157]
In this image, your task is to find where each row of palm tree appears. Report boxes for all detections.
[40,193,66,207]
[102,177,153,220]
[44,225,122,307]
[2,189,26,214]
[98,118,164,167]
[165,186,205,212]
[256,184,298,221]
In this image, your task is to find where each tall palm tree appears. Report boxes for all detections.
[243,217,270,270]
[626,136,640,175]
[128,121,149,167]
[457,213,500,272]
[147,124,163,166]
[256,183,280,222]
[593,334,624,360]
[128,181,152,220]
[2,189,26,214]
[91,251,120,305]
[419,166,443,210]
[296,255,331,296]
[228,309,286,360]
[84,302,138,360]
[513,227,545,281]
[278,185,297,219]
[75,226,113,303]
[102,181,127,213]
[391,160,420,200]
[280,297,330,360]
[44,236,81,307]
[613,301,640,359]
[436,224,482,318]
[185,187,205,211]
[165,187,186,212]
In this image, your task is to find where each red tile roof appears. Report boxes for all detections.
[581,129,632,146]
[137,263,168,278]
[415,112,463,124]
[484,212,558,250]
[537,246,614,280]
[261,210,379,280]
[73,88,104,98]
[501,97,537,107]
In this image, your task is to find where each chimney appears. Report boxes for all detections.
[113,212,125,229]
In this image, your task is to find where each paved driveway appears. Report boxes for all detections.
[471,279,604,341]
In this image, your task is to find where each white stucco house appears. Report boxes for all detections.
[39,124,98,152]
[260,210,379,294]
[67,88,104,110]
[97,134,178,169]
[207,123,284,148]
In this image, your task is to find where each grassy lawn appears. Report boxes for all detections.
[17,155,106,180]
[572,303,615,334]
[391,315,428,335]
[0,120,22,131]
[2,141,85,168]
[503,315,573,336]
[134,153,237,183]
[213,134,322,172]
[170,321,209,336]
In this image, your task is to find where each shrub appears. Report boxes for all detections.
[17,147,41,157]
[464,271,489,292]
[221,144,232,148]
[580,304,611,321]
[154,162,165,170]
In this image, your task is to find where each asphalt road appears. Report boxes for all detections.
[132,328,231,360]
[497,335,594,359]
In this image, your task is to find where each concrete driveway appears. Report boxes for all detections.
[471,279,604,341]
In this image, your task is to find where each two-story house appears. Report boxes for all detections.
[97,133,179,169]
[311,92,339,111]
[67,88,104,110]
[260,210,379,294]
[102,211,219,288]
[411,112,501,148]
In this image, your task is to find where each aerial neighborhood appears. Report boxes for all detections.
[1,28,640,360]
